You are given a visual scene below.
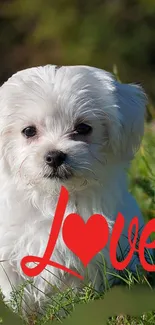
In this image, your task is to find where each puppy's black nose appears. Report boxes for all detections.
[45,151,66,168]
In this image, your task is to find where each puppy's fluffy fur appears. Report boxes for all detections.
[0,65,147,315]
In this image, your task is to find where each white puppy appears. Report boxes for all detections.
[0,65,148,316]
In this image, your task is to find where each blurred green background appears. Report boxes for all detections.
[0,0,155,219]
[0,0,155,105]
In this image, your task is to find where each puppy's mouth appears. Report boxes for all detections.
[44,165,73,180]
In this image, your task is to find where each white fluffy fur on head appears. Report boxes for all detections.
[0,65,148,317]
[0,65,146,195]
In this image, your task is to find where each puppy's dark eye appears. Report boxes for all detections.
[75,123,92,135]
[22,126,37,138]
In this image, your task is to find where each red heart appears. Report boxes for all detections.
[62,213,109,267]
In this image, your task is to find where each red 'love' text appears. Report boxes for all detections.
[21,186,155,279]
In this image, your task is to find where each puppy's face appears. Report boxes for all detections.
[0,65,146,193]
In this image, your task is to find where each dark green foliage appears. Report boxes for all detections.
[0,0,155,106]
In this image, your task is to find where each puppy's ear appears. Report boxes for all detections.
[112,81,147,160]
[92,68,147,160]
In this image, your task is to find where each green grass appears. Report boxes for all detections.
[1,123,155,325]
[129,123,155,225]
